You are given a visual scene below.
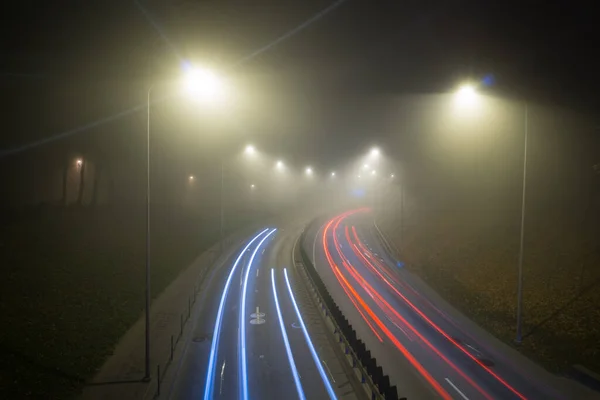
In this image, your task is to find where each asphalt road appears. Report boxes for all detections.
[167,226,342,400]
[307,209,569,400]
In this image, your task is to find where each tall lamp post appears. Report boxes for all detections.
[219,144,257,252]
[144,67,226,380]
[454,84,529,344]
[515,102,528,344]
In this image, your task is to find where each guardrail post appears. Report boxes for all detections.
[170,335,174,361]
[156,364,161,397]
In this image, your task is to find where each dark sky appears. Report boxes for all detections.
[1,0,599,205]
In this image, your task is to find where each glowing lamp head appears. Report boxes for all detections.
[184,67,226,103]
[455,84,478,107]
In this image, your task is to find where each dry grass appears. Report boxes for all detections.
[380,208,600,374]
[0,205,262,399]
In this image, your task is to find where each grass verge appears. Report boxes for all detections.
[0,205,261,399]
[379,208,600,375]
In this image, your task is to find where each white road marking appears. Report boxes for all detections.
[445,378,470,400]
[384,314,413,341]
[321,359,336,383]
[250,306,266,324]
[256,269,260,277]
[219,360,226,395]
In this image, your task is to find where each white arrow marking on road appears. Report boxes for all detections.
[250,306,266,324]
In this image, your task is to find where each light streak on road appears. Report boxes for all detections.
[321,213,453,399]
[271,269,305,400]
[240,228,277,400]
[330,214,492,400]
[283,268,338,400]
[346,222,526,400]
[203,228,270,400]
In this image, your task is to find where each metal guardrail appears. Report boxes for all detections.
[149,248,219,399]
[294,224,405,400]
[149,233,241,399]
[372,219,401,262]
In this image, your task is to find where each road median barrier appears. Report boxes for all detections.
[293,225,406,400]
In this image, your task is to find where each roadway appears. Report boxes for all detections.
[166,225,348,400]
[306,209,568,400]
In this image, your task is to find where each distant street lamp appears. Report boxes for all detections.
[219,145,259,250]
[305,167,313,175]
[371,170,376,175]
[250,183,256,189]
[145,66,225,380]
[370,147,380,157]
[189,175,195,181]
[76,158,83,168]
[390,173,395,179]
[276,160,284,169]
[331,171,336,177]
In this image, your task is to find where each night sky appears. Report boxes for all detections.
[1,0,599,205]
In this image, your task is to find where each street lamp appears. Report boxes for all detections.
[515,102,529,344]
[370,147,380,157]
[371,170,376,175]
[189,175,195,181]
[250,183,256,189]
[453,82,529,344]
[305,167,313,175]
[331,171,336,177]
[145,66,224,380]
[184,67,227,104]
[276,160,284,169]
[454,83,479,108]
[390,173,395,179]
[220,144,258,249]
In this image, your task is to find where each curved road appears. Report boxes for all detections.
[166,226,352,400]
[306,209,572,400]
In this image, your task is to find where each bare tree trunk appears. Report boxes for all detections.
[77,159,85,206]
[91,163,101,206]
[62,162,69,206]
